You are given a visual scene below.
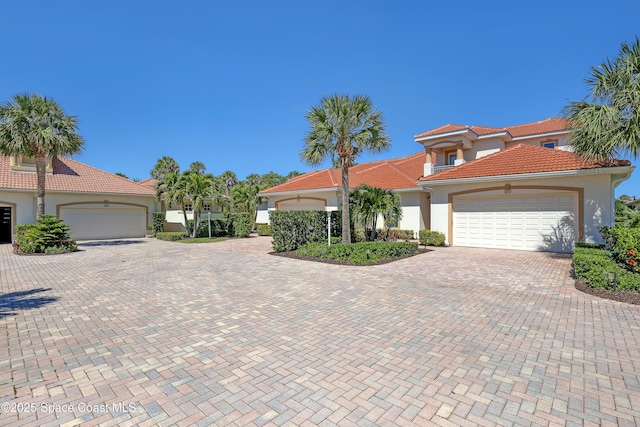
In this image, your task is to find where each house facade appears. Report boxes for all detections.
[257,152,430,235]
[416,118,633,252]
[0,155,159,242]
[258,117,634,252]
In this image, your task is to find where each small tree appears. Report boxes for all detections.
[301,94,391,244]
[350,184,402,241]
[0,94,85,216]
[150,156,180,181]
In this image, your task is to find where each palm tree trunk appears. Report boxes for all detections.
[182,204,190,236]
[35,153,46,217]
[341,165,351,244]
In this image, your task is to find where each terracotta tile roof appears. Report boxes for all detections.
[260,152,425,194]
[420,144,630,182]
[0,156,155,196]
[414,117,570,139]
[138,177,159,188]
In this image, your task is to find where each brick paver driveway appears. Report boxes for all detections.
[1,237,640,426]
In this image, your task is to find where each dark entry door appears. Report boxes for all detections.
[0,207,11,243]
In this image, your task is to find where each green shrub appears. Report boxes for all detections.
[354,228,366,242]
[152,212,165,236]
[573,245,640,291]
[396,229,415,240]
[297,241,418,264]
[599,226,640,273]
[256,223,271,236]
[193,218,229,238]
[270,210,343,252]
[419,230,446,246]
[229,213,252,237]
[14,215,77,254]
[156,232,187,241]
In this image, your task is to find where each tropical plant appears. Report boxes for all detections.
[189,161,206,173]
[155,172,190,235]
[14,214,77,254]
[301,94,391,243]
[0,93,85,216]
[182,170,213,238]
[564,37,640,161]
[232,182,262,223]
[349,184,402,241]
[150,156,180,180]
[219,170,238,196]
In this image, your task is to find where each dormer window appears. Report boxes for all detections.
[9,155,53,173]
[541,140,557,149]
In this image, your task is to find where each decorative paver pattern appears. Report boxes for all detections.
[1,237,640,426]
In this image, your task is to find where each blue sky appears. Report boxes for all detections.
[1,1,639,196]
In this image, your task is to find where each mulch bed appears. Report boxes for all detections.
[270,247,432,266]
[575,280,640,305]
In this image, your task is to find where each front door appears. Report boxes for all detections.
[0,207,11,243]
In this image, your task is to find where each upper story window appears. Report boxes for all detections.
[9,155,53,173]
[541,140,557,149]
[203,203,211,212]
[184,203,192,211]
[447,153,456,165]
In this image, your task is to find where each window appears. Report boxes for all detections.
[184,203,192,211]
[447,153,456,165]
[541,141,556,149]
[203,203,211,212]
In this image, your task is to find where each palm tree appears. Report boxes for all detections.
[150,156,180,180]
[183,170,213,237]
[189,161,206,173]
[301,94,391,243]
[155,172,190,235]
[350,184,402,241]
[564,37,640,161]
[232,183,263,227]
[0,93,84,216]
[219,170,238,196]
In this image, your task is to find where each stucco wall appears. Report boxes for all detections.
[0,190,159,241]
[258,191,341,224]
[425,173,615,245]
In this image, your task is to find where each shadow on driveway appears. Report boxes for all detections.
[0,288,58,318]
[78,240,147,247]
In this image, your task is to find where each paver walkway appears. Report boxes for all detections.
[1,237,640,426]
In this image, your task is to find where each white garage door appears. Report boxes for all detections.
[60,205,146,240]
[453,193,577,252]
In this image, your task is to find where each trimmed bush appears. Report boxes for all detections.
[14,215,77,254]
[156,232,187,241]
[419,230,446,246]
[297,241,419,264]
[600,226,640,273]
[256,223,271,236]
[270,210,343,252]
[193,218,229,238]
[229,213,252,237]
[573,245,640,291]
[152,212,165,236]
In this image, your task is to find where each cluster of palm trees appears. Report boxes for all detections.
[350,184,402,241]
[153,158,300,237]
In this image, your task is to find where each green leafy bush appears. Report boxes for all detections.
[419,230,446,246]
[152,212,165,236]
[270,210,343,252]
[14,215,77,254]
[256,223,271,236]
[156,232,187,241]
[600,226,640,273]
[193,218,229,238]
[573,245,640,291]
[229,213,252,237]
[396,229,415,240]
[297,241,418,264]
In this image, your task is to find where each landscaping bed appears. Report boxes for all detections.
[271,245,431,266]
[575,279,640,305]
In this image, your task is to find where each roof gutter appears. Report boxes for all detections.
[416,165,635,187]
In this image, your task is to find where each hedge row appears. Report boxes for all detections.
[353,228,415,242]
[270,210,342,252]
[573,246,640,291]
[297,241,419,264]
[156,232,188,241]
[190,213,253,238]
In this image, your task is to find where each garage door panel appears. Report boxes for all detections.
[61,206,146,240]
[453,193,576,252]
